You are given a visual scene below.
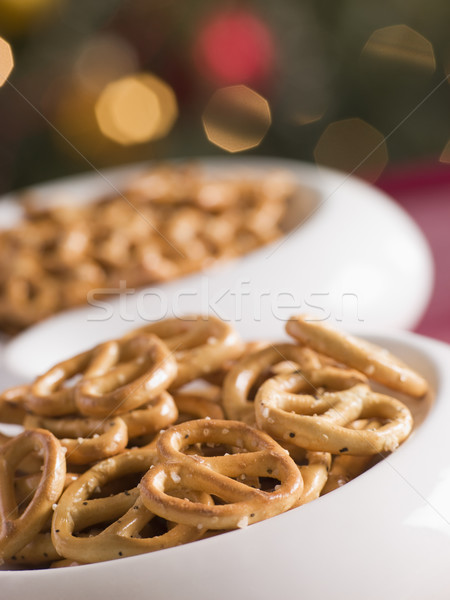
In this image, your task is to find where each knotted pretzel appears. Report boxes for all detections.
[25,344,114,417]
[122,391,178,439]
[256,374,413,455]
[0,429,66,559]
[52,447,212,563]
[76,334,177,417]
[125,315,243,388]
[223,343,365,424]
[292,451,331,507]
[321,420,382,495]
[6,532,60,566]
[23,414,129,465]
[139,419,303,530]
[173,390,224,422]
[286,315,428,397]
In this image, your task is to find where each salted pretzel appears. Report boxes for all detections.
[286,315,428,398]
[173,389,224,422]
[0,429,66,559]
[25,343,115,417]
[76,334,177,417]
[223,343,365,424]
[140,419,303,530]
[122,391,178,439]
[7,473,78,566]
[255,374,413,455]
[292,451,331,507]
[14,472,78,507]
[124,315,243,388]
[321,420,382,495]
[6,532,60,566]
[23,415,129,465]
[52,447,212,563]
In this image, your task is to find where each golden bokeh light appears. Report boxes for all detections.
[292,110,325,126]
[360,25,436,74]
[75,34,138,93]
[202,85,271,153]
[0,37,14,87]
[0,0,60,36]
[95,73,178,146]
[314,118,388,183]
[439,140,450,164]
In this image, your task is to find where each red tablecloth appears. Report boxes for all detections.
[378,163,450,343]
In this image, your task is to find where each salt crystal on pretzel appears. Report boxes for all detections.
[76,334,177,418]
[256,373,413,455]
[286,314,428,398]
[140,419,303,530]
[124,315,243,388]
[52,447,211,563]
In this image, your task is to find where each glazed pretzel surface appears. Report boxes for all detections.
[126,315,243,388]
[223,343,365,424]
[256,375,413,455]
[0,429,66,559]
[25,344,113,417]
[286,315,428,397]
[23,414,129,465]
[76,334,177,417]
[140,419,303,530]
[52,447,212,563]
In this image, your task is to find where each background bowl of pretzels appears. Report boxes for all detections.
[0,157,433,382]
[0,310,449,600]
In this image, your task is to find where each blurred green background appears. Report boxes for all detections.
[0,0,449,195]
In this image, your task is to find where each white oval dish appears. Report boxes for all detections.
[1,157,433,379]
[0,328,449,600]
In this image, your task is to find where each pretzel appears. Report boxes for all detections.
[14,472,78,507]
[223,343,365,424]
[173,390,224,421]
[25,343,115,417]
[52,447,212,563]
[125,316,243,388]
[321,420,382,495]
[291,451,331,507]
[5,532,61,566]
[76,334,177,417]
[0,429,66,559]
[0,166,298,333]
[0,385,28,425]
[122,391,178,439]
[255,375,413,455]
[286,315,428,397]
[140,419,303,530]
[23,415,129,465]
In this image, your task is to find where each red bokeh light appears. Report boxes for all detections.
[193,9,275,86]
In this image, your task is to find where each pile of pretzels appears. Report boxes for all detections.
[0,314,428,568]
[0,165,302,333]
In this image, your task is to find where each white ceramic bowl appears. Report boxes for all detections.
[1,157,433,380]
[0,328,448,600]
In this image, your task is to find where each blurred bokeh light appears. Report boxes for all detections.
[75,34,138,94]
[95,73,178,146]
[202,84,271,153]
[439,140,450,164]
[0,37,13,86]
[0,1,450,192]
[193,9,275,86]
[314,118,388,183]
[360,25,436,74]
